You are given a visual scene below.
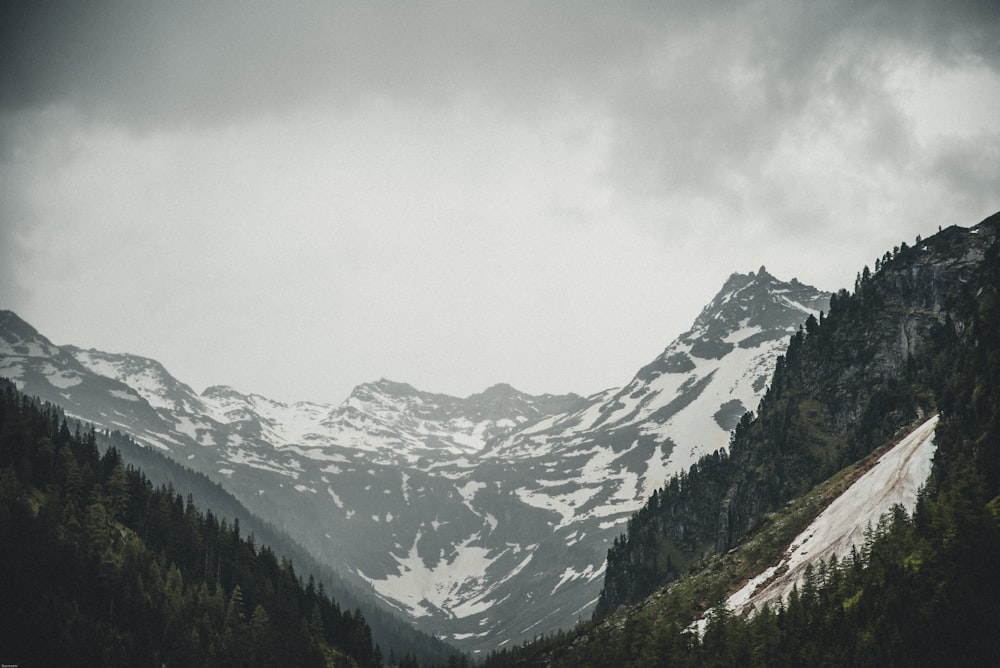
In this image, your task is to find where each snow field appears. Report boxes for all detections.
[727,416,939,616]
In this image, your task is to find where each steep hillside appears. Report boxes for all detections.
[596,216,999,616]
[722,415,937,619]
[94,427,461,666]
[0,381,381,667]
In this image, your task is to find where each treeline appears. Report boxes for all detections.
[598,448,732,616]
[0,380,378,666]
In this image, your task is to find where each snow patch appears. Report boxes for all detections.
[0,362,23,380]
[46,369,82,388]
[109,389,140,402]
[724,416,938,618]
[357,530,536,621]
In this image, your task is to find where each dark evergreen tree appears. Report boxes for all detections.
[0,380,381,667]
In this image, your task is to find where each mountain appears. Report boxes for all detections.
[486,267,829,475]
[597,219,1000,615]
[481,213,1000,667]
[0,268,827,652]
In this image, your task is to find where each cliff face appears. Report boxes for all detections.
[719,218,999,551]
[833,224,992,426]
[598,213,1000,614]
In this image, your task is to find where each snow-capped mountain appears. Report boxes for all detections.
[66,345,205,413]
[0,267,828,652]
[486,267,830,474]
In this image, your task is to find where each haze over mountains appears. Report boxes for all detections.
[0,267,827,650]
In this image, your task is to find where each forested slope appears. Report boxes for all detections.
[96,427,461,667]
[484,213,1000,666]
[596,217,999,615]
[0,380,380,667]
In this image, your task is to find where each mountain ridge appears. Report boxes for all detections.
[0,266,829,651]
[595,214,1000,617]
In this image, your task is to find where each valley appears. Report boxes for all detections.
[4,215,999,666]
[0,268,828,651]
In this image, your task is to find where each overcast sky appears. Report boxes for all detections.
[2,1,999,404]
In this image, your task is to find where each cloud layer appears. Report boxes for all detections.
[2,1,999,402]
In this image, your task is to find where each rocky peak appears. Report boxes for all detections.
[341,379,445,421]
[462,383,587,424]
[0,311,65,361]
[362,378,421,397]
[202,384,250,401]
[685,267,830,348]
[0,310,44,346]
[473,382,519,397]
[67,346,169,378]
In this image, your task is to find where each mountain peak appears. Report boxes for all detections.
[0,311,68,368]
[0,310,49,348]
[473,382,519,398]
[202,384,249,400]
[716,267,772,296]
[359,378,420,397]
[65,345,169,375]
[686,268,830,347]
[721,265,796,291]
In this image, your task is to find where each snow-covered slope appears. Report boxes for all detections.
[485,267,830,508]
[724,415,938,617]
[0,311,177,435]
[0,268,828,652]
[67,346,204,413]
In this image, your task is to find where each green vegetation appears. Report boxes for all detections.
[485,222,1000,665]
[0,380,476,667]
[481,422,950,667]
[0,381,379,666]
[596,223,996,617]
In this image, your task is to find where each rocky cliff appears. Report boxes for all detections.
[597,213,1000,615]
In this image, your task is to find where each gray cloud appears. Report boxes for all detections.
[1,2,637,127]
[1,0,998,401]
[3,2,997,164]
[930,133,1000,212]
[599,0,1000,206]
